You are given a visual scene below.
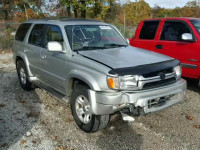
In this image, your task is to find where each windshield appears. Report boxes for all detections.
[190,19,200,34]
[65,25,128,51]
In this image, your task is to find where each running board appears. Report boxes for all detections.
[33,80,68,103]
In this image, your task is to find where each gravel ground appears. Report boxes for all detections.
[0,53,200,150]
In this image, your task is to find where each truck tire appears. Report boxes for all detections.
[71,86,110,133]
[16,60,35,91]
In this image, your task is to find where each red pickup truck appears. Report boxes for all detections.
[130,17,200,83]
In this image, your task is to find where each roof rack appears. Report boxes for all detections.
[28,17,101,22]
[60,18,101,22]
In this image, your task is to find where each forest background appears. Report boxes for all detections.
[0,0,199,50]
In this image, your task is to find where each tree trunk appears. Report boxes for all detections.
[80,0,86,18]
[67,6,71,17]
[74,7,78,18]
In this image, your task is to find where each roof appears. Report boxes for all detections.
[25,18,108,26]
[143,17,200,22]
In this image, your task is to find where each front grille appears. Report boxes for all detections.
[143,77,176,89]
[142,68,174,78]
[147,96,172,108]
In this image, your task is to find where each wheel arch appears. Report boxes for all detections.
[15,52,33,77]
[66,74,101,99]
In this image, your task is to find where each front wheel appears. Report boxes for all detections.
[71,87,110,133]
[16,60,35,91]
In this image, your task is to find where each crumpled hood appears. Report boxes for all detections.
[79,46,172,69]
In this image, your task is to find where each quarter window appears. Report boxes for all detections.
[15,23,32,42]
[44,25,64,48]
[139,21,160,40]
[28,24,45,47]
[160,21,192,41]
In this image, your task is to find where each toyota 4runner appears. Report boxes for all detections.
[13,19,186,133]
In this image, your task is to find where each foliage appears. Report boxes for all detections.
[0,0,45,21]
[120,0,151,26]
[1,0,200,25]
[1,0,200,45]
[152,0,200,18]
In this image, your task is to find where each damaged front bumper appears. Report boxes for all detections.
[88,78,186,115]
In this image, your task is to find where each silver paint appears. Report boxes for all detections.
[79,46,172,69]
[13,19,186,117]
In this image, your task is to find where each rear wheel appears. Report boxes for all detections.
[71,85,110,133]
[16,60,35,91]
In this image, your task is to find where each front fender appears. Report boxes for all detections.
[67,70,101,91]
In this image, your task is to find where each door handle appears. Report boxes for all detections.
[41,55,46,59]
[24,49,28,52]
[40,50,46,59]
[188,59,198,62]
[155,45,163,49]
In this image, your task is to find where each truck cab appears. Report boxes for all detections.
[130,17,200,81]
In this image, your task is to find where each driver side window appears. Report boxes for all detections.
[160,21,192,41]
[44,25,64,49]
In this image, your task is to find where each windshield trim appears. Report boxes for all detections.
[190,19,200,35]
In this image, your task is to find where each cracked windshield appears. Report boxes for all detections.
[65,25,127,51]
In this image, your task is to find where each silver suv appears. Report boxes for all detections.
[13,19,186,133]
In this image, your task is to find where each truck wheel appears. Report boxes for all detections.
[16,60,35,91]
[71,87,110,133]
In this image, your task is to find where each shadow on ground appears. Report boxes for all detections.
[96,113,143,150]
[184,77,200,92]
[0,70,41,149]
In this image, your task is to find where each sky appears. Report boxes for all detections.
[126,0,192,8]
[144,0,190,8]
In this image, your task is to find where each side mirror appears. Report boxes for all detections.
[181,33,194,41]
[47,41,63,52]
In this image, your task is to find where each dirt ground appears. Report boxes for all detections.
[0,53,200,150]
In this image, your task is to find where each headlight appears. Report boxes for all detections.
[173,65,182,80]
[107,75,139,90]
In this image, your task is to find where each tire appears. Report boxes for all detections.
[71,86,110,133]
[16,60,35,91]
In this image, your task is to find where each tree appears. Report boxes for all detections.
[60,0,93,18]
[152,4,161,18]
[121,0,151,26]
[105,1,122,23]
[0,0,44,21]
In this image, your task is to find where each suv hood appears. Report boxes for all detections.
[79,46,172,69]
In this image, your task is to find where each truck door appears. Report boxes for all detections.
[131,20,160,51]
[155,20,199,78]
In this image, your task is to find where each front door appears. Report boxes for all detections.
[39,25,67,93]
[155,20,199,78]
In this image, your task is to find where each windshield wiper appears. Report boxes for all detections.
[74,46,106,51]
[104,44,128,48]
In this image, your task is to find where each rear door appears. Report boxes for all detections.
[26,24,46,76]
[155,20,199,78]
[131,20,160,50]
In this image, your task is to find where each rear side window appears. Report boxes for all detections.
[139,21,160,40]
[28,24,45,47]
[15,23,32,42]
[160,21,191,41]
